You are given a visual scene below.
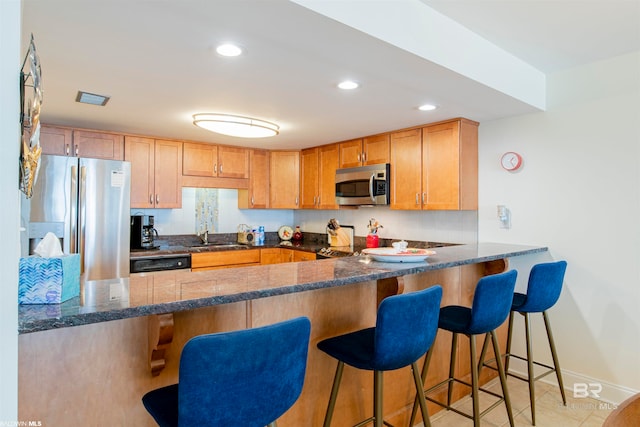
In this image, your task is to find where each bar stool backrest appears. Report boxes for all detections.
[518,261,567,312]
[178,316,311,427]
[468,270,518,334]
[374,285,443,371]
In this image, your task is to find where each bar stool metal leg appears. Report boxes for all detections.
[524,312,537,425]
[543,311,567,405]
[447,332,458,407]
[323,361,345,427]
[491,330,515,427]
[469,334,481,427]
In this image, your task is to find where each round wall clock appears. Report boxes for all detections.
[500,152,523,171]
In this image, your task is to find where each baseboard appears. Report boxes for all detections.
[507,358,638,405]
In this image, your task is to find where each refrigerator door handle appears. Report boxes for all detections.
[79,165,87,274]
[70,165,78,254]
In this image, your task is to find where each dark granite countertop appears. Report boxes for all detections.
[129,233,455,259]
[19,242,547,334]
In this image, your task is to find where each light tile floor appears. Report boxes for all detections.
[419,376,615,427]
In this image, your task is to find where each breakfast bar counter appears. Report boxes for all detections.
[19,242,546,334]
[19,242,548,427]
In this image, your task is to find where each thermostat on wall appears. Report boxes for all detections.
[500,152,523,171]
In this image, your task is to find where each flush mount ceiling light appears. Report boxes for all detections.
[338,80,359,90]
[216,43,243,57]
[193,114,279,138]
[418,103,438,111]
[76,91,110,106]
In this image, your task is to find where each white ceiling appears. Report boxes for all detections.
[21,0,640,150]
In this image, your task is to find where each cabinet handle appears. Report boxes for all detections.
[156,194,160,204]
[422,192,426,204]
[415,193,420,205]
[213,164,217,173]
[295,196,299,206]
[251,196,254,206]
[75,146,79,156]
[357,153,361,162]
[219,164,223,174]
[316,196,320,206]
[362,152,366,163]
[149,194,153,205]
[65,144,70,155]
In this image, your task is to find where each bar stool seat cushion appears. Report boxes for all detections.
[142,384,179,427]
[317,327,376,370]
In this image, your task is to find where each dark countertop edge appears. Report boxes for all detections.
[19,244,548,334]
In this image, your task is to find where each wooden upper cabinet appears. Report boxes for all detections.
[238,149,270,209]
[73,130,124,160]
[125,136,182,209]
[270,151,300,209]
[390,129,423,210]
[338,139,363,168]
[390,119,478,211]
[363,134,390,166]
[183,142,217,177]
[154,139,183,208]
[300,148,319,209]
[40,126,123,160]
[183,142,248,178]
[300,144,339,209]
[218,146,249,178]
[39,125,73,156]
[339,134,389,168]
[125,136,155,208]
[422,119,478,210]
[317,144,339,209]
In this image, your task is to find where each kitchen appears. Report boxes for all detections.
[3,0,640,426]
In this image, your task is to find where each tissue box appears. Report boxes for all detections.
[19,254,80,304]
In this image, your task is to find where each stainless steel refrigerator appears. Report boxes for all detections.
[21,155,131,282]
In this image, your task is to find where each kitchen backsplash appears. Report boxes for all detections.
[132,188,478,244]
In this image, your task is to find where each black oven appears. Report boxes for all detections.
[130,254,191,273]
[335,163,390,206]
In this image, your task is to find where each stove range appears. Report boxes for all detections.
[316,247,360,259]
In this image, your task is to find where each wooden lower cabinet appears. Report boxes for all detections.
[191,250,261,271]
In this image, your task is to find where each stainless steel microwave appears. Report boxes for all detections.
[335,163,390,206]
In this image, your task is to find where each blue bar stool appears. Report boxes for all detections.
[141,316,311,427]
[411,270,518,427]
[479,260,568,425]
[317,286,443,427]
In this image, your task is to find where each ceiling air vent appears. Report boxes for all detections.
[75,91,110,106]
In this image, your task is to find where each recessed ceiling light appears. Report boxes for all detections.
[216,43,243,57]
[338,80,359,90]
[418,104,438,111]
[75,91,110,106]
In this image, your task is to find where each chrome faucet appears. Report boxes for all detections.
[198,230,209,244]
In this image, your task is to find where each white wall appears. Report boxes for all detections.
[478,52,640,403]
[1,0,21,421]
[294,207,478,244]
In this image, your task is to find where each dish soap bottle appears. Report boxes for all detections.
[292,225,303,242]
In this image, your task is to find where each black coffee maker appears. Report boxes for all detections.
[130,215,158,249]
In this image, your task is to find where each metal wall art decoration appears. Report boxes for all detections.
[19,33,43,198]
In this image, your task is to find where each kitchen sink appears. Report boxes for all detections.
[188,243,249,249]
